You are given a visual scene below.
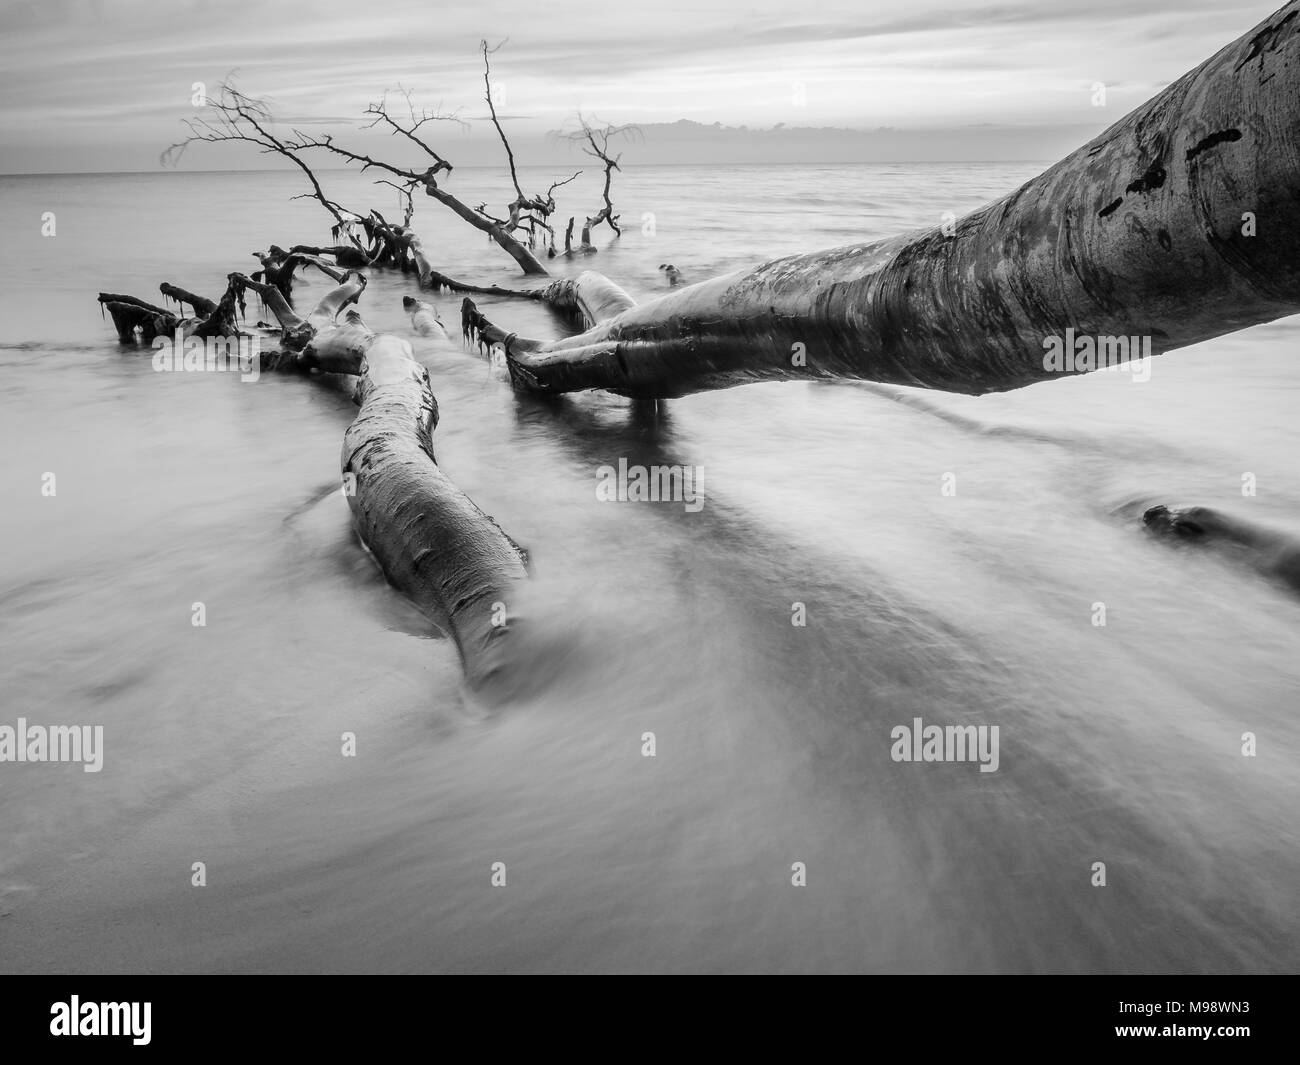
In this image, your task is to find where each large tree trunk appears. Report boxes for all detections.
[341,332,530,690]
[489,1,1300,398]
[225,271,531,688]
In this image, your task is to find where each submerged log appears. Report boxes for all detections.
[97,293,169,316]
[99,277,246,343]
[1144,503,1300,595]
[480,2,1300,398]
[402,297,447,338]
[97,295,177,343]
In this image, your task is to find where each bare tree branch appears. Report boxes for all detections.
[564,114,640,241]
[162,81,368,251]
[481,39,523,200]
[375,178,417,227]
[360,85,461,179]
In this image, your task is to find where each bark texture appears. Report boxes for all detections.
[341,334,529,688]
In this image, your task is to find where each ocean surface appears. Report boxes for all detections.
[1,162,1297,973]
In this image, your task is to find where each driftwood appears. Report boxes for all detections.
[422,270,545,300]
[98,261,532,692]
[289,244,375,269]
[562,117,637,252]
[251,247,302,300]
[1145,504,1300,596]
[459,271,636,356]
[168,52,613,281]
[233,272,530,688]
[159,283,216,317]
[97,293,178,342]
[98,277,245,344]
[341,328,529,689]
[465,2,1300,398]
[403,296,447,338]
[107,2,1300,696]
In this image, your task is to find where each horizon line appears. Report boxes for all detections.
[0,159,1057,178]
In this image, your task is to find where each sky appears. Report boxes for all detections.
[0,0,1285,172]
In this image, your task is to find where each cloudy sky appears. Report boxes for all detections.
[0,0,1283,171]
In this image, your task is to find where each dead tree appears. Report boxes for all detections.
[165,81,548,277]
[116,2,1300,693]
[226,271,531,689]
[164,52,634,289]
[107,265,530,689]
[478,40,583,254]
[562,115,638,252]
[251,247,300,300]
[343,328,530,690]
[467,2,1300,399]
[97,293,178,343]
[99,276,247,344]
[291,79,558,276]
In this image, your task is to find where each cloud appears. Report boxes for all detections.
[0,0,1282,172]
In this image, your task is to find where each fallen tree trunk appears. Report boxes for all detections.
[341,329,530,690]
[482,2,1300,398]
[98,278,245,343]
[97,293,177,342]
[225,272,532,688]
